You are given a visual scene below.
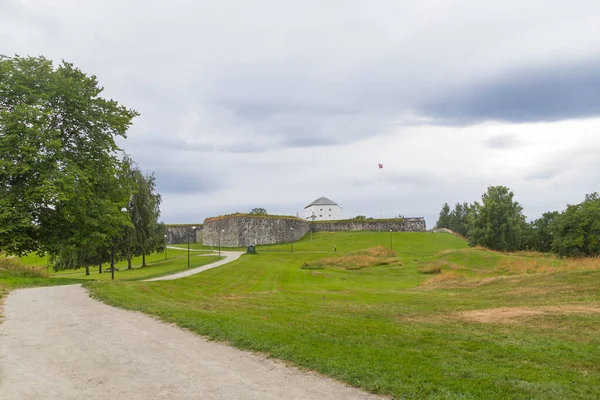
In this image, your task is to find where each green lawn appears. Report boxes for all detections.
[49,250,220,281]
[1,248,220,305]
[87,231,600,399]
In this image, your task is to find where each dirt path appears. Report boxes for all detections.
[145,251,244,282]
[0,285,383,400]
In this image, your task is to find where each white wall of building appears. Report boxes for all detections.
[304,204,342,221]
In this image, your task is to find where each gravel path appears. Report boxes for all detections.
[0,286,383,400]
[145,251,245,282]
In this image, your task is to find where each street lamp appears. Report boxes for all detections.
[164,233,168,260]
[111,207,128,281]
[187,226,196,268]
[310,213,316,241]
[290,227,294,253]
[389,229,393,251]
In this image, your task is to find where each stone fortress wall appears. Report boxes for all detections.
[196,214,426,247]
[165,225,203,245]
[312,217,426,233]
[202,215,309,247]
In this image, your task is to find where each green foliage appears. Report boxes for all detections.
[527,211,560,252]
[249,208,267,215]
[435,203,450,229]
[435,202,474,237]
[121,155,163,265]
[468,186,527,251]
[552,194,600,257]
[0,55,138,257]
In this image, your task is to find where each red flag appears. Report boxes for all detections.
[378,163,383,169]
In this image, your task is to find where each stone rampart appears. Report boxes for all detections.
[165,225,203,245]
[311,217,426,233]
[203,215,309,247]
[201,214,426,247]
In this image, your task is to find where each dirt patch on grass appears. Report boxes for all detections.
[301,246,398,271]
[457,305,600,324]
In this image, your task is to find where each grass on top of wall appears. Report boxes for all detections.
[204,213,305,222]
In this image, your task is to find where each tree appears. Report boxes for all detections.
[124,157,163,267]
[552,194,600,257]
[448,202,474,237]
[435,203,451,229]
[250,208,267,215]
[528,211,560,252]
[0,55,138,257]
[468,186,527,251]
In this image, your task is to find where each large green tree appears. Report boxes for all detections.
[0,55,138,256]
[552,194,600,257]
[468,186,527,251]
[123,156,163,267]
[528,211,560,252]
[435,203,450,229]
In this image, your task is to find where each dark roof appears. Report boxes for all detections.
[304,196,339,209]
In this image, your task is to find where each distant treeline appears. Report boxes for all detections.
[435,186,600,257]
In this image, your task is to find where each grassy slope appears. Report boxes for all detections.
[16,248,220,281]
[87,232,600,399]
[1,249,219,308]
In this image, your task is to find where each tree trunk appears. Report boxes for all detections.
[142,253,146,267]
[98,263,102,274]
[85,265,90,276]
[127,256,132,270]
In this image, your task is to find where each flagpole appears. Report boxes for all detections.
[377,163,383,239]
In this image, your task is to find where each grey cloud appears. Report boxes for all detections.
[4,0,600,226]
[527,168,562,181]
[485,135,524,150]
[422,59,600,124]
[525,144,600,181]
[153,169,222,195]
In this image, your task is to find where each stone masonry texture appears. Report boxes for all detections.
[202,215,426,247]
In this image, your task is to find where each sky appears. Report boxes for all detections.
[2,0,600,227]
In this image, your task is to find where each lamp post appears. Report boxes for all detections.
[310,213,316,241]
[290,227,294,253]
[187,226,196,268]
[112,207,128,281]
[389,229,393,251]
[164,234,168,260]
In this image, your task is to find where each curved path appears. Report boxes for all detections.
[0,252,384,399]
[145,251,244,282]
[0,285,382,399]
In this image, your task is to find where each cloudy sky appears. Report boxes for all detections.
[3,0,600,227]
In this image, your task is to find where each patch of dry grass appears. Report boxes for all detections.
[0,258,48,278]
[456,305,600,324]
[420,249,600,287]
[301,246,398,271]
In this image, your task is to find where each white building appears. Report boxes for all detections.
[304,196,342,221]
